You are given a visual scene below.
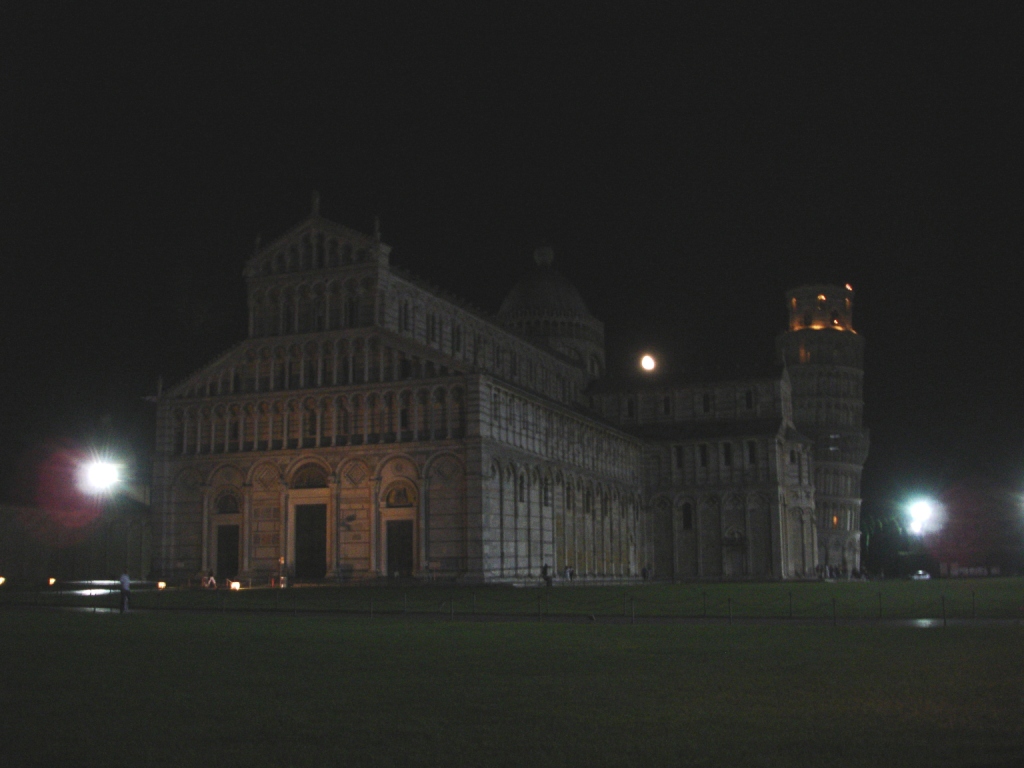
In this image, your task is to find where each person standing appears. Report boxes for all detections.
[119,569,131,614]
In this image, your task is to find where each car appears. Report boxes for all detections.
[909,569,931,580]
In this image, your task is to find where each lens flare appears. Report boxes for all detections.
[908,499,934,535]
[81,461,121,494]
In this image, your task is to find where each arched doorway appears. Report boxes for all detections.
[382,480,417,578]
[289,463,330,580]
[213,493,241,580]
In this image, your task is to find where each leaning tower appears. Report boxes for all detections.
[777,284,870,574]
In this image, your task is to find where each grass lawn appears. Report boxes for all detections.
[7,577,1024,621]
[1,609,1021,768]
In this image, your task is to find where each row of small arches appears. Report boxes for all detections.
[181,336,462,399]
[490,461,642,515]
[257,231,375,275]
[176,452,463,497]
[250,278,376,336]
[170,387,468,455]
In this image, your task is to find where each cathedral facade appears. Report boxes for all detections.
[150,209,866,583]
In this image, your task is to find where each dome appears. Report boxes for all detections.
[497,248,594,320]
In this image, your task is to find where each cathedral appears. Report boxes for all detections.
[151,205,867,583]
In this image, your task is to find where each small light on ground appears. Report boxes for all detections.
[157,581,167,590]
[640,354,656,371]
[229,581,241,591]
[0,576,6,586]
[48,577,56,586]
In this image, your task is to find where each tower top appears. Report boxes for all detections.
[786,284,855,333]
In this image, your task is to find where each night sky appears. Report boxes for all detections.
[2,4,1022,520]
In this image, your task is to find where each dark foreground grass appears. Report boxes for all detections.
[1,610,1021,768]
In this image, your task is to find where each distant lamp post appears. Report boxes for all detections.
[907,499,935,535]
[640,354,656,372]
[81,460,121,494]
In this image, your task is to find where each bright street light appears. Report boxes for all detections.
[640,354,656,372]
[907,499,934,535]
[81,460,121,494]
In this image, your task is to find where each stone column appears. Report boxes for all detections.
[745,501,753,576]
[326,479,339,578]
[200,486,211,573]
[280,488,290,577]
[241,483,252,575]
[371,474,382,576]
[419,468,428,574]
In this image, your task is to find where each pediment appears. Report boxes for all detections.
[244,216,391,279]
[164,330,468,402]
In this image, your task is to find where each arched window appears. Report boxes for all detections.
[303,402,317,446]
[681,502,693,531]
[292,464,328,489]
[216,494,239,515]
[338,398,350,440]
[314,232,325,269]
[432,390,447,439]
[346,291,359,328]
[399,392,412,432]
[450,388,465,437]
[417,391,430,437]
[313,287,326,331]
[351,396,364,444]
[173,411,185,455]
[282,293,295,334]
[328,282,342,329]
[301,236,313,271]
[367,394,381,443]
